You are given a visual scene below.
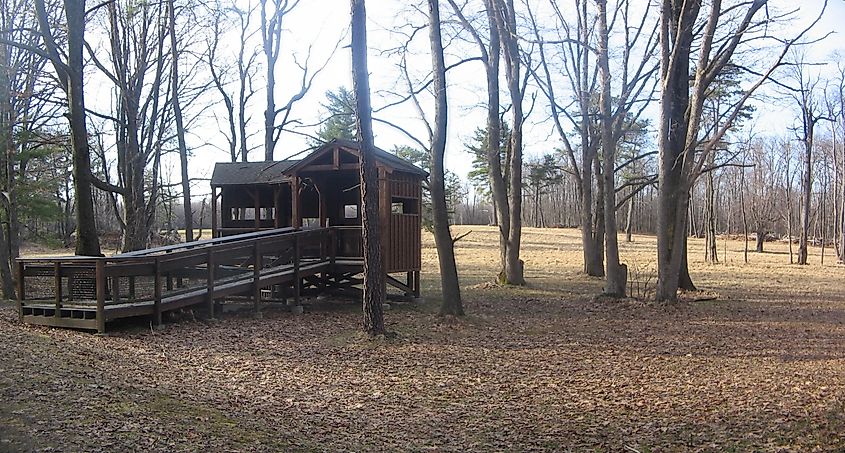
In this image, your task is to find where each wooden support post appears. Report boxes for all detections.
[153,257,162,327]
[294,234,301,306]
[253,188,260,230]
[413,271,420,298]
[95,260,106,334]
[206,250,215,318]
[329,228,337,267]
[274,186,281,229]
[16,261,24,321]
[253,241,261,315]
[211,186,218,238]
[291,177,301,228]
[54,262,62,318]
[128,276,136,302]
[405,271,413,298]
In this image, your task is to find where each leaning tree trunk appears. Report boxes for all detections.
[351,0,385,336]
[427,0,462,316]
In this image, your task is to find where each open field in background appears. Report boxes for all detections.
[2,227,845,451]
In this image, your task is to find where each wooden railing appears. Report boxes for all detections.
[17,227,342,333]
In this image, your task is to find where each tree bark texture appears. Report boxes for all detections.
[35,0,101,256]
[351,0,385,335]
[597,0,625,296]
[427,0,463,316]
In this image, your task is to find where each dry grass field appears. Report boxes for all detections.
[1,227,844,452]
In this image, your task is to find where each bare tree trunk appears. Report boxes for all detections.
[0,41,16,298]
[39,0,101,256]
[351,0,385,336]
[597,0,625,296]
[625,188,634,242]
[496,0,525,286]
[169,0,193,242]
[427,0,462,316]
[705,168,718,263]
[798,124,812,265]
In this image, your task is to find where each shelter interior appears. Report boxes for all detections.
[210,139,426,290]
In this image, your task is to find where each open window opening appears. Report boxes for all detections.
[391,197,418,215]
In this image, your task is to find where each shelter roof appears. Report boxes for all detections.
[210,160,299,186]
[286,138,429,177]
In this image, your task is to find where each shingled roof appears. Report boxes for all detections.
[210,160,299,186]
[211,139,427,187]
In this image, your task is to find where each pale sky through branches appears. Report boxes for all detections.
[106,0,843,200]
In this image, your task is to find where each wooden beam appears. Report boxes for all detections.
[294,234,301,306]
[153,257,162,327]
[95,260,106,334]
[211,186,218,238]
[206,250,215,318]
[273,186,281,228]
[291,177,301,228]
[16,261,24,322]
[253,241,261,315]
[54,262,61,318]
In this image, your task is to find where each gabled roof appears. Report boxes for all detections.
[286,138,429,177]
[210,160,299,186]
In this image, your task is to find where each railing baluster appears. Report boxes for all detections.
[207,249,215,318]
[253,241,261,315]
[294,234,301,306]
[54,262,62,318]
[154,257,162,327]
[96,260,106,334]
[16,261,24,321]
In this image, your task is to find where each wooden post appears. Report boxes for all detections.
[211,186,218,238]
[16,261,24,321]
[206,249,215,318]
[253,241,261,315]
[95,260,106,334]
[153,257,162,327]
[293,234,301,306]
[291,177,301,228]
[329,228,337,266]
[274,186,281,228]
[253,188,260,230]
[54,262,62,318]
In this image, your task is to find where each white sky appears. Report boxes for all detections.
[103,0,844,200]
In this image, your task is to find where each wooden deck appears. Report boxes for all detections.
[15,227,407,333]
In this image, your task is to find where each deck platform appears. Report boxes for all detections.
[17,228,416,333]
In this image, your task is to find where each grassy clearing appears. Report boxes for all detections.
[2,226,844,451]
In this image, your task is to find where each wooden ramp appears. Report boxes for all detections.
[16,228,376,333]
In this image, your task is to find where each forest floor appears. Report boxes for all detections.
[1,226,844,452]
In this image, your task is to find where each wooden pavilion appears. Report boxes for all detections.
[16,139,426,333]
[210,139,426,281]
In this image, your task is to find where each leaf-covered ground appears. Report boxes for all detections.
[1,227,844,452]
